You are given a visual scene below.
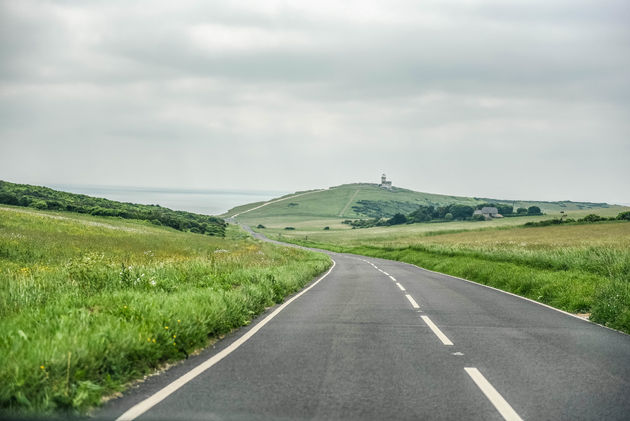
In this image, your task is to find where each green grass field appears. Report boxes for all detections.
[0,206,330,415]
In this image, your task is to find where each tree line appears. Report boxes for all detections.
[343,202,543,228]
[0,181,226,236]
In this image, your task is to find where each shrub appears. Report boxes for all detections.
[444,213,453,221]
[30,200,48,210]
[256,224,266,229]
[516,207,528,215]
[527,206,542,215]
[578,214,606,223]
[617,211,630,221]
[387,213,407,225]
[284,227,295,230]
[323,226,330,230]
[450,204,475,220]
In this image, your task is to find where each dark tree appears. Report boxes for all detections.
[617,211,630,221]
[527,206,542,215]
[496,204,513,215]
[450,204,474,220]
[387,213,407,225]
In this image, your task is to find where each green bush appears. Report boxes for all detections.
[527,206,542,215]
[578,214,606,223]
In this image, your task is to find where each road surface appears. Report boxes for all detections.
[98,231,630,420]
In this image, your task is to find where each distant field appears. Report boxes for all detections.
[255,205,629,244]
[0,206,330,415]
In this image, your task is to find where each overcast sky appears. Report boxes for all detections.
[1,0,629,204]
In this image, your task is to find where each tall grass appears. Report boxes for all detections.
[0,206,330,415]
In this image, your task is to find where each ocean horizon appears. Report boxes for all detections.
[47,184,291,216]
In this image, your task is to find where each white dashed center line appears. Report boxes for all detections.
[420,315,453,346]
[366,256,522,421]
[465,367,523,421]
[405,294,420,309]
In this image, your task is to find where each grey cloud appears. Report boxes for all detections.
[1,0,628,203]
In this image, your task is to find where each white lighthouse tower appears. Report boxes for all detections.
[380,173,393,190]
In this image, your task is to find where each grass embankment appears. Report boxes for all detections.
[283,221,630,334]
[0,206,330,415]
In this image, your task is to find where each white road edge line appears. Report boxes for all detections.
[403,262,613,329]
[420,315,453,346]
[405,294,420,309]
[116,259,337,421]
[382,271,390,276]
[465,367,523,421]
[388,275,396,282]
[396,283,406,292]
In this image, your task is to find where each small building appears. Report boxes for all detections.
[380,173,393,190]
[474,207,503,220]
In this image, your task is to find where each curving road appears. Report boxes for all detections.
[98,229,630,420]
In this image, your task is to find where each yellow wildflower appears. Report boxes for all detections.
[164,326,168,330]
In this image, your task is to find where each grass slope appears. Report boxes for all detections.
[0,206,330,416]
[226,183,619,231]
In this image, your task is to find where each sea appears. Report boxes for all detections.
[48,184,290,216]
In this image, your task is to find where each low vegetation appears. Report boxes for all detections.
[0,206,330,416]
[343,203,547,228]
[524,212,630,227]
[0,180,226,236]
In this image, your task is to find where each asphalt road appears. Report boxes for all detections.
[98,234,630,421]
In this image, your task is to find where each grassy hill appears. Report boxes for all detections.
[224,183,622,231]
[0,180,226,236]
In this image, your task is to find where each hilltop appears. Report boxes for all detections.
[224,183,616,227]
[0,180,226,236]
